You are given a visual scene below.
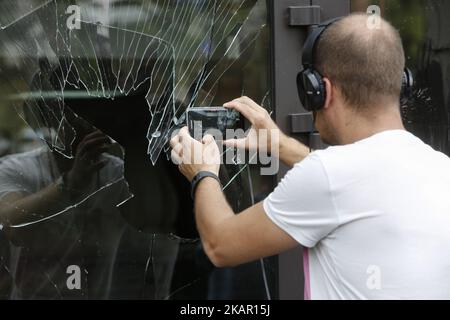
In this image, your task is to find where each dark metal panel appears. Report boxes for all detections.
[270,0,350,300]
[269,0,310,301]
[270,0,311,134]
[290,113,315,133]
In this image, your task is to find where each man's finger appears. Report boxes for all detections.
[202,134,215,145]
[171,149,182,165]
[172,142,183,157]
[235,96,261,111]
[83,130,108,142]
[170,134,180,148]
[223,138,247,150]
[178,126,191,142]
[85,146,110,159]
[223,101,259,124]
[179,126,189,136]
[78,136,110,154]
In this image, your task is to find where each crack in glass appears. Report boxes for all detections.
[0,0,271,299]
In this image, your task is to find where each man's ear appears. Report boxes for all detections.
[323,77,333,110]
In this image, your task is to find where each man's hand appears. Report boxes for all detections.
[224,96,311,167]
[66,130,111,191]
[170,126,220,182]
[223,96,285,152]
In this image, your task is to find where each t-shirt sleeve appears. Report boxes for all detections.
[0,158,30,200]
[263,153,340,248]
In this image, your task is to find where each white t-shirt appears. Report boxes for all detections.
[264,130,450,300]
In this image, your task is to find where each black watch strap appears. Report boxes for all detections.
[191,171,221,199]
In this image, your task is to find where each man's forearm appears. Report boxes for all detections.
[0,182,73,226]
[279,134,311,167]
[194,177,234,265]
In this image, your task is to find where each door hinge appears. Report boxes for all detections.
[288,6,321,26]
[290,113,315,134]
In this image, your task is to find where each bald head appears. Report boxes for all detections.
[315,13,405,112]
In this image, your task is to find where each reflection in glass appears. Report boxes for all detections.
[0,0,273,299]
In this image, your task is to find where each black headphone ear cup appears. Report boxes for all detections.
[297,70,309,111]
[297,69,326,111]
[297,69,326,112]
[312,70,326,111]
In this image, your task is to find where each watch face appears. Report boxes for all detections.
[186,107,240,141]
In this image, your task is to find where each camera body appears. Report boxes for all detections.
[186,107,240,140]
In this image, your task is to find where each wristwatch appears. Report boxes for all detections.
[191,171,222,199]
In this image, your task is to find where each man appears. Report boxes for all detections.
[170,14,450,299]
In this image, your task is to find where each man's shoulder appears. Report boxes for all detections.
[0,148,47,170]
[310,143,361,167]
[305,131,404,177]
[313,130,423,160]
[310,130,450,177]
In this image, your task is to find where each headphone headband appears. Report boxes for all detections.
[301,17,343,68]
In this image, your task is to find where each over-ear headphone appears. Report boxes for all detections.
[297,17,414,112]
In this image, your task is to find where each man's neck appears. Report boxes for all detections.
[340,109,405,145]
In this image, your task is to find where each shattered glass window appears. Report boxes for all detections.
[0,0,274,299]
